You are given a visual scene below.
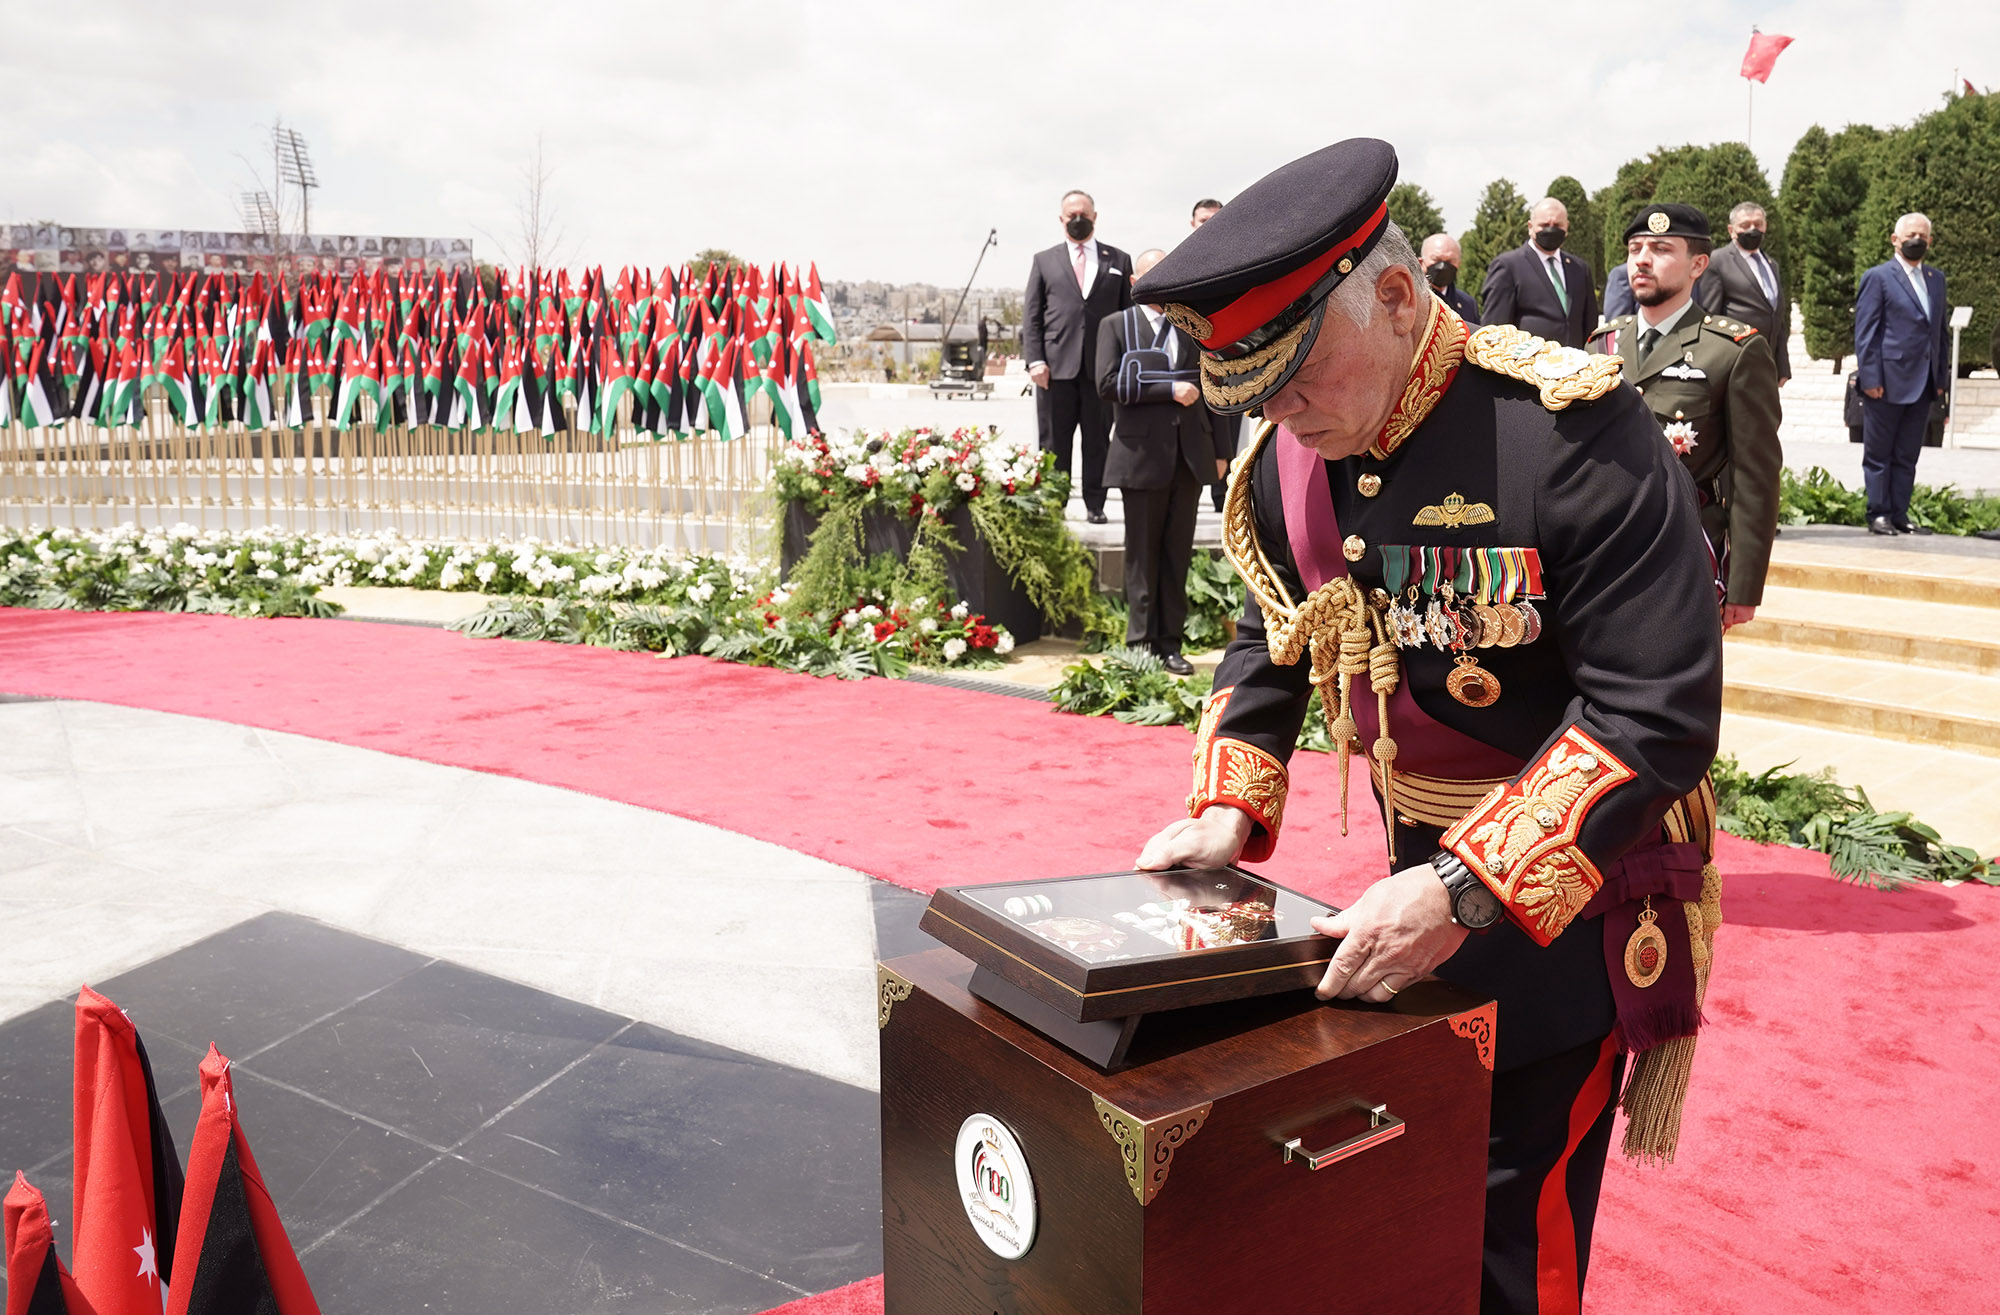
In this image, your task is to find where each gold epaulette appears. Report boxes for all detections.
[1699,314,1758,342]
[1587,315,1634,343]
[1463,323,1624,411]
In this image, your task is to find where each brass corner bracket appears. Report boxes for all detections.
[1448,1002,1497,1071]
[1091,1095,1213,1207]
[877,964,915,1030]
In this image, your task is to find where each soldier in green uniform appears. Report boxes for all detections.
[1130,140,1724,1315]
[1588,204,1783,629]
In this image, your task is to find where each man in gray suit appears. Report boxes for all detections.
[1696,202,1792,386]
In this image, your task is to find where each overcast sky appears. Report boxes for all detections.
[2,0,1988,286]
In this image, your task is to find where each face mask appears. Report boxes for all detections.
[1900,237,1929,262]
[1065,215,1094,241]
[1736,229,1764,252]
[1533,227,1566,252]
[1425,261,1457,288]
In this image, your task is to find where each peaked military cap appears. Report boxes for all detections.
[1132,137,1399,414]
[1623,202,1711,244]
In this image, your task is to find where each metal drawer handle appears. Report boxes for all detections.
[1282,1104,1405,1170]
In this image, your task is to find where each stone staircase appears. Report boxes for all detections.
[1720,533,2000,856]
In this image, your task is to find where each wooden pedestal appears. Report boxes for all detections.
[879,948,1495,1315]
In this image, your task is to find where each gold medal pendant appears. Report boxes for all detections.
[1624,899,1668,988]
[1446,654,1500,707]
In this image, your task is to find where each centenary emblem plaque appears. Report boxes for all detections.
[953,1113,1038,1260]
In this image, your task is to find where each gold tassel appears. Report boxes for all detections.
[1619,858,1722,1162]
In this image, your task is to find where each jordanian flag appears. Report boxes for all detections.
[334,341,383,430]
[596,339,634,436]
[699,338,747,440]
[802,262,836,343]
[241,340,274,431]
[71,986,186,1315]
[166,1048,322,1315]
[18,343,60,429]
[5,1173,94,1315]
[492,342,524,432]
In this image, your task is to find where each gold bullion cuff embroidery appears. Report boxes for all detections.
[1188,691,1288,862]
[1439,727,1636,945]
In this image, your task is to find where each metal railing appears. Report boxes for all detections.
[0,393,785,554]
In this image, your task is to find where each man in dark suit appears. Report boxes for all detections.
[1696,202,1792,385]
[1193,197,1239,511]
[1097,249,1220,675]
[1419,233,1480,324]
[1478,197,1598,347]
[1024,189,1133,523]
[1602,261,1635,320]
[1854,212,1950,534]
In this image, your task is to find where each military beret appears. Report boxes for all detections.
[1623,202,1711,244]
[1131,138,1398,414]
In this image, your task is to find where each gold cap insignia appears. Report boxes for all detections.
[1647,211,1670,234]
[1414,492,1496,529]
[1337,257,1354,275]
[1161,304,1214,342]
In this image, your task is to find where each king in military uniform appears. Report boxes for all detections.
[1588,203,1783,627]
[1133,140,1725,1315]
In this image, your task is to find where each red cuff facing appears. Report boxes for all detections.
[1441,726,1635,945]
[1188,688,1288,862]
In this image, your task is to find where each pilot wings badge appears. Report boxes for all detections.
[1413,492,1496,530]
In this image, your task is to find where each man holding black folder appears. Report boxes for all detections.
[1097,248,1221,675]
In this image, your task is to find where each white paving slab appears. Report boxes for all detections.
[0,699,887,1090]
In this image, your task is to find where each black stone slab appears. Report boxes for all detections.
[0,999,84,1175]
[461,1022,880,1295]
[93,911,432,1061]
[250,959,631,1150]
[868,879,933,963]
[156,1065,437,1243]
[298,1153,804,1315]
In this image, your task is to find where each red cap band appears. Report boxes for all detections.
[1200,203,1390,349]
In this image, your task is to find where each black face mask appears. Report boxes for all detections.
[1065,215,1094,241]
[1532,227,1566,252]
[1425,261,1458,288]
[1736,229,1764,252]
[1900,237,1929,262]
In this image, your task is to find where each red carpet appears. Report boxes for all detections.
[3,608,1996,1313]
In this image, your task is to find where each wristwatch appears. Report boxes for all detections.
[1433,850,1503,932]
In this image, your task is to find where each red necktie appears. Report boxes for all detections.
[1073,244,1087,291]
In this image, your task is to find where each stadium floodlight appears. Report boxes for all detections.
[274,127,320,235]
[242,190,279,235]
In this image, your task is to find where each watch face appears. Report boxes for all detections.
[1456,880,1505,929]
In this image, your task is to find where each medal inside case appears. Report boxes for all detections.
[918,868,1342,1069]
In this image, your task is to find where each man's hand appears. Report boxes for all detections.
[1136,807,1252,872]
[1864,385,1884,399]
[1721,603,1757,631]
[1027,363,1051,390]
[1171,381,1199,406]
[1778,376,1790,388]
[1216,459,1229,479]
[1308,863,1469,1003]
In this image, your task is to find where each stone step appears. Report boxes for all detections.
[1717,711,2000,860]
[1762,541,2000,609]
[1722,644,2000,757]
[1732,585,2000,675]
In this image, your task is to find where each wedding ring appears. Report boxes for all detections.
[1380,981,1400,996]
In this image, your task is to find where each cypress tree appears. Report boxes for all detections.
[1787,124,1883,368]
[1459,178,1528,307]
[1385,183,1446,244]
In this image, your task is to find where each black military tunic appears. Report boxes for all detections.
[1197,322,1721,1067]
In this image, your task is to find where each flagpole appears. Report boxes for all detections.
[1746,79,1753,149]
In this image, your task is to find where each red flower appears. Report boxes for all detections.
[873,621,899,641]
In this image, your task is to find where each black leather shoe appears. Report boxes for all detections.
[1162,653,1195,676]
[1867,516,1898,536]
[1086,509,1109,525]
[1893,520,1934,535]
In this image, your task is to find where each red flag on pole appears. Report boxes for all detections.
[163,1048,320,1315]
[1966,78,1979,96]
[71,988,183,1315]
[5,1174,95,1315]
[1741,29,1793,83]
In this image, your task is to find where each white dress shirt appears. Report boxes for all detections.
[1896,252,1931,315]
[1634,296,1697,349]
[1070,239,1100,295]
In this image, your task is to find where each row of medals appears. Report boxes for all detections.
[1384,586,1543,652]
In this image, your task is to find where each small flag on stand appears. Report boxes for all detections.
[5,1174,95,1315]
[71,987,183,1315]
[163,1048,319,1315]
[1740,27,1793,83]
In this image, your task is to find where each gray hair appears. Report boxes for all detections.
[1328,222,1425,328]
[1729,201,1767,224]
